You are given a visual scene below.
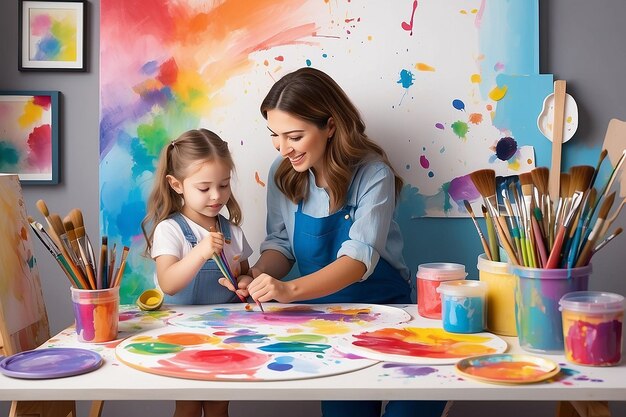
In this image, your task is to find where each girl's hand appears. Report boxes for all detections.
[197,232,224,260]
[247,273,294,303]
[218,274,252,299]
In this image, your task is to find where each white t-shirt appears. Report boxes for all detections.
[151,214,253,287]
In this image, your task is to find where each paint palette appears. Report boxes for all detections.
[455,354,560,384]
[0,348,103,379]
[115,325,377,381]
[336,326,507,365]
[168,303,412,335]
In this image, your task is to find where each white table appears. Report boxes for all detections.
[0,305,623,416]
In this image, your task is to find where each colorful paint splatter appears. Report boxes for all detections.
[337,327,507,365]
[100,1,549,301]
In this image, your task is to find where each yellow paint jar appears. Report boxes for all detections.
[477,254,517,336]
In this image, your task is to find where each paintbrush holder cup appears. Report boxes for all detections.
[509,264,591,354]
[559,291,624,366]
[70,286,120,343]
[477,254,517,336]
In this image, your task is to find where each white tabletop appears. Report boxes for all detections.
[1,304,624,402]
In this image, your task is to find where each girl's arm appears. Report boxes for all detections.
[156,232,223,295]
[248,255,365,303]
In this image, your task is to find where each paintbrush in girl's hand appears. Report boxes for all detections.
[464,200,492,260]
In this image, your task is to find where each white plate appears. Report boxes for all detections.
[537,92,578,143]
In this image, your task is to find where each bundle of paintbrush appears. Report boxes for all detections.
[28,199,130,290]
[468,148,625,268]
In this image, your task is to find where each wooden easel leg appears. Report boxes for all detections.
[556,401,611,417]
[88,400,105,417]
[10,400,76,417]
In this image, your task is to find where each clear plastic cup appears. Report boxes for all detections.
[437,280,487,333]
[71,286,120,343]
[559,291,624,366]
[416,263,467,319]
[477,254,517,336]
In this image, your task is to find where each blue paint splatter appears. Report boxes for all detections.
[397,69,415,88]
[322,53,328,58]
[267,356,294,372]
[305,59,312,66]
[452,99,465,111]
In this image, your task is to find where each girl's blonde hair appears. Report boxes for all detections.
[141,129,242,255]
[260,67,403,209]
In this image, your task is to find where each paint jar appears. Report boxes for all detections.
[437,280,487,333]
[477,254,517,336]
[416,263,467,319]
[70,286,120,343]
[559,291,624,366]
[509,264,591,353]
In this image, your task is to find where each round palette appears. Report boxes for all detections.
[336,326,507,365]
[0,348,103,379]
[168,303,412,335]
[116,325,377,381]
[455,353,561,384]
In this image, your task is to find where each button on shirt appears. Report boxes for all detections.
[260,156,410,282]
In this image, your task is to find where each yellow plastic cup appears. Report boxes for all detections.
[477,254,517,336]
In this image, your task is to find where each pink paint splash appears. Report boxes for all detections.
[30,14,52,36]
[33,95,52,109]
[401,0,418,36]
[419,155,429,169]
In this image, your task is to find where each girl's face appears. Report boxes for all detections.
[167,159,232,227]
[266,109,335,178]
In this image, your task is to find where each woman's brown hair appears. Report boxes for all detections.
[260,67,403,209]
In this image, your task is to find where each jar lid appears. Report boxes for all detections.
[559,291,625,314]
[436,280,487,297]
[416,263,467,281]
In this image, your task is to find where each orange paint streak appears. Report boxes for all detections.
[468,113,483,124]
[255,171,266,187]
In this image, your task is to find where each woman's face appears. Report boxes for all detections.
[266,109,335,175]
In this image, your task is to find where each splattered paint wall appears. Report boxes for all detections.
[100,0,548,302]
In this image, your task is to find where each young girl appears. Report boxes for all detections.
[141,128,253,417]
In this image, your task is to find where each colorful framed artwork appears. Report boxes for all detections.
[18,0,86,71]
[0,91,60,184]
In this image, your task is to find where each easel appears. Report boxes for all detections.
[0,174,103,417]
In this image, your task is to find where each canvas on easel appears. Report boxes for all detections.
[0,173,78,417]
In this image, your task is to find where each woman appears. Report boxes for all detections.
[226,67,446,417]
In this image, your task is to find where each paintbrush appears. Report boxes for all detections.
[111,246,130,288]
[596,197,626,244]
[464,200,492,260]
[531,167,550,242]
[482,205,499,262]
[36,199,62,248]
[545,189,584,268]
[589,227,623,258]
[575,192,616,267]
[70,208,97,283]
[99,236,109,289]
[28,217,82,288]
[64,216,96,289]
[561,166,595,267]
[470,169,519,265]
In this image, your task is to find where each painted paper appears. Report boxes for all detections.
[100,0,548,301]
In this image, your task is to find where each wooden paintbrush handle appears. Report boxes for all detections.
[549,80,567,203]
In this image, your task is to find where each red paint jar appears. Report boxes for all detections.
[416,263,467,319]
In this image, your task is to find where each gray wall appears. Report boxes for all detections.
[1,1,625,416]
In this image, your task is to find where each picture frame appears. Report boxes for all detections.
[18,0,86,71]
[0,91,60,184]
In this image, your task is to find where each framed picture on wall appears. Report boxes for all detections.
[18,0,86,71]
[0,91,60,184]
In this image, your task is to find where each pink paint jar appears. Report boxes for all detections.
[416,263,467,319]
[559,291,624,366]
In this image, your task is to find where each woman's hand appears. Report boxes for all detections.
[247,273,294,303]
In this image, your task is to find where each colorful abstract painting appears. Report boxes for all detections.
[0,92,59,184]
[19,0,85,70]
[115,302,412,380]
[0,174,47,341]
[100,0,550,302]
[336,326,507,365]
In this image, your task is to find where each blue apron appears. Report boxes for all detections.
[293,201,411,304]
[163,213,239,305]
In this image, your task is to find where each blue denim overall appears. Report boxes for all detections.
[163,213,239,305]
[293,202,445,417]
